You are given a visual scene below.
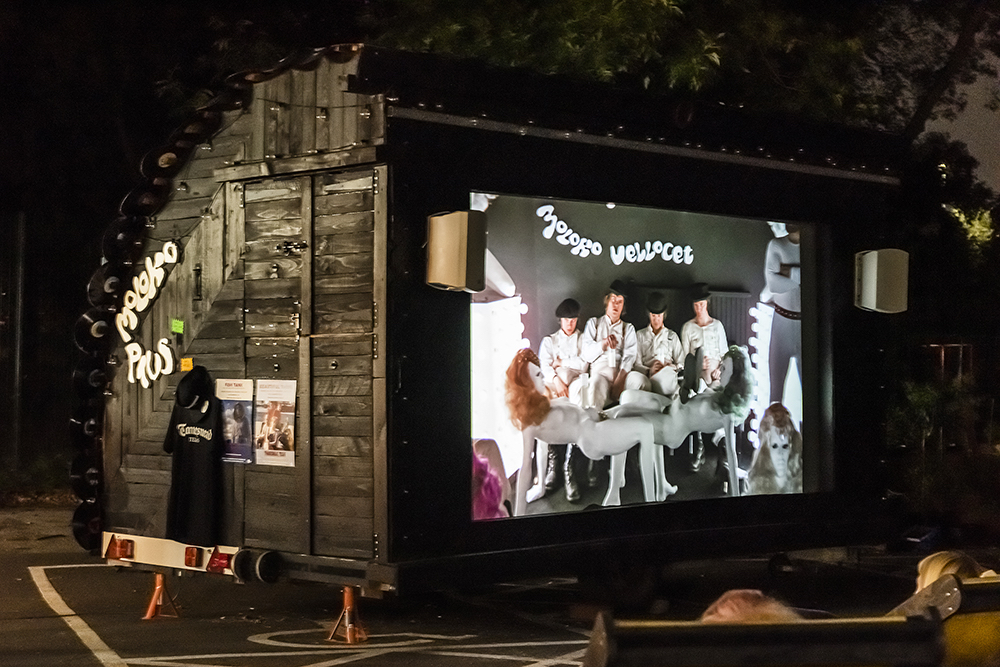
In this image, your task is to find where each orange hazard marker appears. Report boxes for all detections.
[142,572,180,620]
[327,586,368,643]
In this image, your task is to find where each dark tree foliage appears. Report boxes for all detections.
[2,1,999,475]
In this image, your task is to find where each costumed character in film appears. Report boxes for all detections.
[680,283,729,471]
[582,280,637,410]
[505,349,663,515]
[163,365,224,547]
[611,345,754,498]
[761,222,802,424]
[626,291,684,398]
[746,403,802,495]
[538,298,592,501]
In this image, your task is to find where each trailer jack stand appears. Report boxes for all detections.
[327,586,367,643]
[142,572,180,620]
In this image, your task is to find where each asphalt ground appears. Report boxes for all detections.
[3,502,1000,666]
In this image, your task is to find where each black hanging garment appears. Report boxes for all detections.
[164,365,223,546]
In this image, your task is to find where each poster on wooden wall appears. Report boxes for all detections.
[254,379,297,467]
[216,379,254,463]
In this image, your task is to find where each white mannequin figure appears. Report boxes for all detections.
[608,346,754,496]
[505,349,665,516]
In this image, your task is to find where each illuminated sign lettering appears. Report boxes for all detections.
[115,241,179,388]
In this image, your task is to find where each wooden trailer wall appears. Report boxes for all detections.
[102,53,388,562]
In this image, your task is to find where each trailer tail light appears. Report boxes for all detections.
[184,547,203,568]
[104,535,135,560]
[205,547,231,574]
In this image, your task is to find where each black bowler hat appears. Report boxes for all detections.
[646,292,668,314]
[608,279,628,297]
[555,298,580,319]
[690,282,711,302]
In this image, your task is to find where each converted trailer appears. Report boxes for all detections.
[72,45,908,595]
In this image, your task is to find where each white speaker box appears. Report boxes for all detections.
[855,248,908,314]
[426,211,487,292]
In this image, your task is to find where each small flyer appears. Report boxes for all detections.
[216,379,254,463]
[254,379,297,467]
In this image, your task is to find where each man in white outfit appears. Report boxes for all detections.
[681,283,728,391]
[538,298,591,500]
[680,283,728,472]
[582,281,638,411]
[626,292,684,398]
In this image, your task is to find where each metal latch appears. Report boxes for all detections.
[276,240,308,256]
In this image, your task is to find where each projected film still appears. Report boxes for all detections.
[470,193,816,520]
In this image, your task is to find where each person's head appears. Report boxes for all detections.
[505,348,551,430]
[700,589,802,624]
[690,283,711,317]
[604,281,627,322]
[233,402,245,421]
[646,292,668,332]
[555,298,580,335]
[915,551,992,592]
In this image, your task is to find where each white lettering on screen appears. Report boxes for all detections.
[535,205,602,258]
[535,204,694,266]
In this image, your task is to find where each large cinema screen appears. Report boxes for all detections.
[469,192,823,521]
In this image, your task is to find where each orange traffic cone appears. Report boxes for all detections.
[142,572,180,620]
[327,586,367,643]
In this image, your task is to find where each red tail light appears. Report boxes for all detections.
[205,547,231,574]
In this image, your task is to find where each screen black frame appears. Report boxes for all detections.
[383,114,900,564]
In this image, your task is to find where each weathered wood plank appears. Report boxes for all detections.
[313,293,372,334]
[155,195,214,222]
[318,172,373,193]
[314,496,373,519]
[202,299,244,322]
[314,231,374,256]
[314,456,373,478]
[244,319,297,338]
[245,197,301,222]
[314,210,373,236]
[185,337,243,355]
[246,356,298,379]
[194,319,245,339]
[244,278,299,300]
[313,435,372,457]
[313,397,372,418]
[183,353,246,373]
[244,258,302,281]
[245,296,299,318]
[313,376,371,396]
[313,355,372,377]
[274,75,292,157]
[121,467,171,485]
[314,475,374,498]
[313,252,373,276]
[246,337,298,358]
[224,183,245,282]
[313,273,373,295]
[245,218,305,242]
[125,453,172,471]
[313,416,373,437]
[311,334,372,356]
[312,514,372,540]
[313,190,373,217]
[312,537,372,559]
[289,68,316,156]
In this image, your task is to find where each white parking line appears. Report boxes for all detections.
[28,563,589,667]
[28,564,128,667]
